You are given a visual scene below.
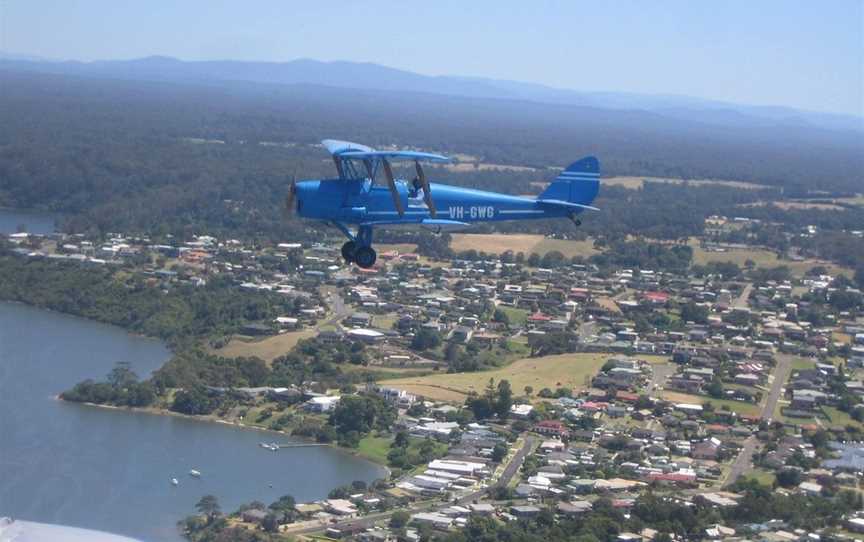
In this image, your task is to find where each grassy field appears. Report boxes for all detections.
[660,391,761,417]
[741,469,776,487]
[790,357,817,371]
[594,296,622,314]
[376,243,418,254]
[212,329,316,362]
[498,306,529,326]
[356,434,393,464]
[381,352,611,403]
[449,233,598,258]
[373,314,397,330]
[822,406,864,430]
[450,233,545,255]
[532,238,600,258]
[690,240,781,268]
[603,176,768,190]
[688,239,852,277]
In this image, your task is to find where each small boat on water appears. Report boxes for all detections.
[189,469,201,478]
[259,442,280,451]
[171,478,179,486]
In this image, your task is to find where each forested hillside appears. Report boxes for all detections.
[0,69,861,239]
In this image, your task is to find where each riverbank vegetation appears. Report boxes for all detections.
[0,254,293,346]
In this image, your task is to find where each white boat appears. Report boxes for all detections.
[171,478,179,486]
[189,469,201,478]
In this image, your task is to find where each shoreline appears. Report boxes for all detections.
[6,295,392,474]
[56,395,392,474]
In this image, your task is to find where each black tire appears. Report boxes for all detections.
[354,247,377,268]
[341,241,356,262]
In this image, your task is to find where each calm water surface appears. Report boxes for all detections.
[0,209,56,235]
[0,302,385,541]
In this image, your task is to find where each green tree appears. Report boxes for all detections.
[390,510,410,529]
[411,328,441,351]
[495,380,513,419]
[491,442,508,463]
[196,494,221,524]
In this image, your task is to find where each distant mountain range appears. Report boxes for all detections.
[1,54,861,133]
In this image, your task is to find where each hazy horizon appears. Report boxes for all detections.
[1,0,862,117]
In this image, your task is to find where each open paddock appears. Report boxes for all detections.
[211,329,316,363]
[381,352,611,403]
[450,233,599,258]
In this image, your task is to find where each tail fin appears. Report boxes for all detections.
[539,156,600,206]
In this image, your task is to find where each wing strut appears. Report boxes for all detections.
[332,156,345,179]
[381,159,404,217]
[415,160,436,218]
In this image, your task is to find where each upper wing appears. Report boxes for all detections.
[339,150,450,164]
[321,139,375,155]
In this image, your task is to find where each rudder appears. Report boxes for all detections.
[539,156,600,206]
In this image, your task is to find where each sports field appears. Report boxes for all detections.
[381,352,610,403]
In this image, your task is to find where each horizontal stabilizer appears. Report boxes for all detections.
[537,199,600,211]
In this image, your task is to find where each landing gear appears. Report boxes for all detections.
[354,247,377,269]
[334,222,376,268]
[341,241,356,263]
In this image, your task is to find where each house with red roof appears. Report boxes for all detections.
[534,420,569,439]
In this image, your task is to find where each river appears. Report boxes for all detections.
[0,209,56,236]
[0,302,386,541]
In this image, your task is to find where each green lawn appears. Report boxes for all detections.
[499,306,528,326]
[384,352,612,403]
[741,469,775,487]
[790,357,816,372]
[356,435,393,464]
[822,406,864,430]
[704,398,761,417]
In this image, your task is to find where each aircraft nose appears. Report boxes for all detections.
[293,180,319,214]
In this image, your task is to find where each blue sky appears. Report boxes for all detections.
[2,0,862,116]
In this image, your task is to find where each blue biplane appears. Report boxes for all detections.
[286,139,600,268]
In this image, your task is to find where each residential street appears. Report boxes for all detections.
[725,352,794,485]
[286,436,537,535]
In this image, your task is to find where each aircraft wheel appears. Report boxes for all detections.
[341,241,356,262]
[354,247,377,269]
[574,219,582,227]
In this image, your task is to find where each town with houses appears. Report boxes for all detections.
[4,219,864,542]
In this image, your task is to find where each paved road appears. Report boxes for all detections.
[733,283,754,309]
[649,363,676,398]
[725,352,793,485]
[287,436,537,535]
[725,435,758,486]
[318,292,351,330]
[762,354,793,422]
[486,436,537,492]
